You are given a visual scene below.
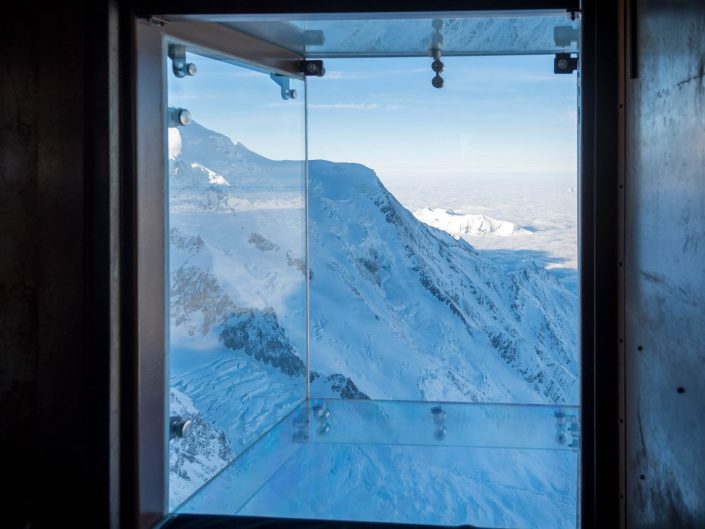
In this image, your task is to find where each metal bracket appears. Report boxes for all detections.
[299,60,325,77]
[554,53,579,74]
[168,44,197,78]
[270,74,297,100]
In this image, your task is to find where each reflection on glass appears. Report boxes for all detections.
[221,13,579,57]
[180,400,579,528]
[167,51,306,510]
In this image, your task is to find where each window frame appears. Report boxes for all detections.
[128,2,620,528]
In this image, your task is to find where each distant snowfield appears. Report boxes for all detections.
[387,178,578,293]
[414,207,529,237]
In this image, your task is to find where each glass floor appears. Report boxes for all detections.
[177,399,579,528]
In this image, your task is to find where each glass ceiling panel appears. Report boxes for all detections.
[218,12,579,58]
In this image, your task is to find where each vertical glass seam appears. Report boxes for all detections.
[162,35,171,511]
[304,75,310,402]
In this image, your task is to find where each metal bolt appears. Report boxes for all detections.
[177,109,191,126]
[168,107,192,128]
[186,63,197,76]
[170,416,193,439]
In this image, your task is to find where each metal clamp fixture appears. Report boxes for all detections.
[431,405,447,440]
[170,416,193,439]
[554,53,579,74]
[168,44,197,78]
[312,403,331,436]
[429,19,445,88]
[303,30,325,46]
[554,26,580,48]
[292,411,310,442]
[554,409,579,449]
[168,106,191,127]
[299,59,325,77]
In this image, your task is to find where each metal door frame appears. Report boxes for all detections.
[133,18,306,527]
[128,2,620,528]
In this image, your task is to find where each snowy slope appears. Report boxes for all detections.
[169,389,232,509]
[308,160,577,404]
[166,120,578,509]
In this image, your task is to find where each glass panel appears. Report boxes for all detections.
[308,55,579,406]
[167,12,579,528]
[179,401,579,529]
[304,52,579,526]
[166,49,307,510]
[219,12,579,57]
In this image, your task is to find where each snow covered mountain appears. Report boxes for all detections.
[166,120,578,516]
[413,207,528,238]
[308,160,577,404]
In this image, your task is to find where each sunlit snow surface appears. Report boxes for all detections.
[167,122,579,525]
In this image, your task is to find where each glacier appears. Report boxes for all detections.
[166,120,579,526]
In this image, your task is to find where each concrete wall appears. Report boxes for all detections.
[625,1,705,527]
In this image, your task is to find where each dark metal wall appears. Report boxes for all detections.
[579,2,621,527]
[2,5,85,527]
[1,3,121,528]
[625,1,705,527]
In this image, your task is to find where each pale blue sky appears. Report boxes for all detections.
[169,53,577,186]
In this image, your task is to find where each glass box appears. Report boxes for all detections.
[161,10,580,528]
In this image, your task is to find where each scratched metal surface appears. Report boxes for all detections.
[625,1,705,527]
